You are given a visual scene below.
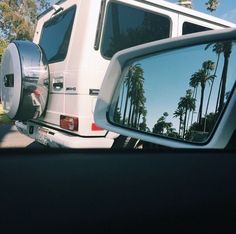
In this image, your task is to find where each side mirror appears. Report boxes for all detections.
[95,28,236,149]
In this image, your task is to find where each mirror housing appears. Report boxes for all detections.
[95,28,236,148]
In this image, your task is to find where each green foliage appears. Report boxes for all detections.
[0,39,8,62]
[177,0,220,12]
[205,0,219,12]
[0,0,51,62]
[152,112,177,137]
[0,0,50,42]
[0,104,13,125]
[38,0,51,12]
[186,112,217,141]
[0,0,36,41]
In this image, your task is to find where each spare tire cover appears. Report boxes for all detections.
[0,40,49,120]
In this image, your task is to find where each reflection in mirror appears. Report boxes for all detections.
[110,40,236,143]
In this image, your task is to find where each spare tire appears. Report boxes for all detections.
[0,40,49,120]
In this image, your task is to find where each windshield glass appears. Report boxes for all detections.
[39,5,76,63]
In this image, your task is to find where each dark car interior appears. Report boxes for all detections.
[0,146,236,233]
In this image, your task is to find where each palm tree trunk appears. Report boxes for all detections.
[190,87,198,126]
[128,101,133,127]
[137,112,142,128]
[215,77,222,114]
[186,108,192,131]
[122,84,130,125]
[218,56,229,113]
[131,91,138,127]
[119,83,125,111]
[204,55,219,132]
[183,109,187,138]
[198,85,205,126]
[178,118,182,136]
[134,106,140,128]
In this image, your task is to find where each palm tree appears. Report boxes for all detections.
[177,89,196,137]
[204,43,223,131]
[173,106,184,136]
[130,66,145,128]
[137,105,147,128]
[205,0,219,12]
[118,82,125,114]
[128,64,145,128]
[189,60,215,126]
[122,67,132,125]
[206,42,233,115]
[139,116,148,132]
[189,73,199,126]
[217,41,232,113]
[152,116,166,134]
[122,64,146,128]
[152,112,170,135]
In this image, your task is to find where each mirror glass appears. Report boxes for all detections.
[110,40,236,143]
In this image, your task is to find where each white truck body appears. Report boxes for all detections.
[2,0,235,148]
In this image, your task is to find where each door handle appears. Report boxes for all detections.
[53,82,63,90]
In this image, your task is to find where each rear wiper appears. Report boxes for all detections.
[52,5,64,16]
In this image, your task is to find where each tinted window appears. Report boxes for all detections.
[101,2,170,58]
[39,6,76,63]
[182,22,211,35]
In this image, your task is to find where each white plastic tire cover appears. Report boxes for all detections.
[0,40,49,120]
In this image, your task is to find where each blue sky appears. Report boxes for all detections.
[166,0,236,23]
[139,43,236,131]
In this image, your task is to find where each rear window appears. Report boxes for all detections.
[101,2,171,58]
[182,22,211,35]
[39,6,76,63]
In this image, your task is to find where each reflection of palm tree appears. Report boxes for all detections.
[204,43,223,131]
[206,42,233,114]
[189,74,199,126]
[173,106,184,136]
[189,60,215,125]
[137,106,147,128]
[153,116,165,134]
[130,68,140,126]
[139,116,147,131]
[111,3,120,41]
[177,89,196,137]
[121,64,146,128]
[153,112,170,135]
[128,64,145,128]
[119,82,125,113]
[104,4,169,57]
[122,68,132,125]
[218,41,232,113]
[153,112,176,137]
[114,107,121,124]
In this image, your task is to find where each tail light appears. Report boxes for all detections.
[60,115,78,131]
[91,123,103,131]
